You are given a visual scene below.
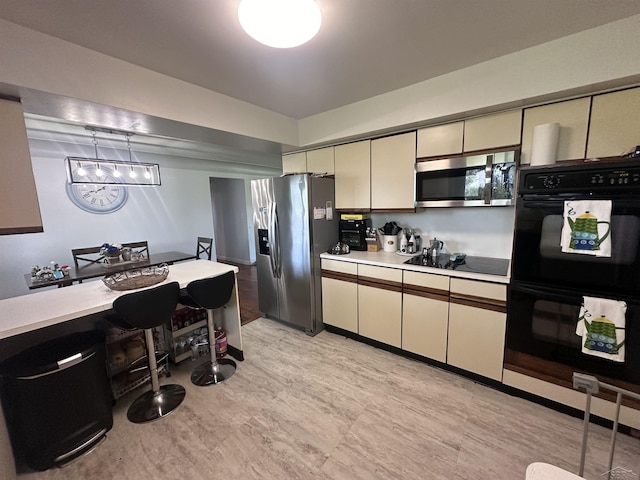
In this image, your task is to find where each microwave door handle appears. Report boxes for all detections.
[484,154,493,205]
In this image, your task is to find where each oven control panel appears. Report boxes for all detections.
[521,162,640,193]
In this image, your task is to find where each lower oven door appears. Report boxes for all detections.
[507,281,640,385]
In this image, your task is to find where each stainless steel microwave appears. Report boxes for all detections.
[415,149,519,207]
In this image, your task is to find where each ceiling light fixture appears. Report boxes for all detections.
[64,127,161,186]
[238,0,322,48]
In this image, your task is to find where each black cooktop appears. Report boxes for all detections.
[403,254,510,277]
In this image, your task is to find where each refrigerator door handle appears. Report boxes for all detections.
[268,201,281,278]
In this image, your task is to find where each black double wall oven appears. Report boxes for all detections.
[507,160,640,391]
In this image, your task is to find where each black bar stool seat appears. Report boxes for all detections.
[180,271,236,386]
[109,281,185,423]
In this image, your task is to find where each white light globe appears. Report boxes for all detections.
[238,0,322,48]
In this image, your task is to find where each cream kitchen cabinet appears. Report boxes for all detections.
[521,97,591,165]
[416,121,463,158]
[0,98,43,235]
[587,87,640,159]
[446,278,507,381]
[306,147,335,175]
[401,270,449,362]
[334,140,371,210]
[463,110,522,153]
[371,132,416,210]
[282,152,307,174]
[321,259,358,333]
[357,264,403,347]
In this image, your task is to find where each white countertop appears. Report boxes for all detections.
[0,260,239,340]
[320,250,511,284]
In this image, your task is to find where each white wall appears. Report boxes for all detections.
[372,208,515,259]
[0,139,279,300]
[210,177,253,265]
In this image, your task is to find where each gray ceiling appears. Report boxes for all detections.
[2,0,640,121]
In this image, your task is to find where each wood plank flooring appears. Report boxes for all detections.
[16,317,640,480]
[225,262,260,325]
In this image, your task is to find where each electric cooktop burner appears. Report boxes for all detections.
[403,254,510,277]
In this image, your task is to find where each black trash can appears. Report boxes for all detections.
[0,330,113,471]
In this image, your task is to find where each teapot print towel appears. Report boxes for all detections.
[561,200,612,257]
[576,296,626,362]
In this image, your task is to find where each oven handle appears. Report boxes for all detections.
[510,281,584,303]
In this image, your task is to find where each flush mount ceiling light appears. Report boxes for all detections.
[64,127,161,187]
[238,0,322,48]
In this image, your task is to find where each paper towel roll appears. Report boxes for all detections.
[530,123,560,166]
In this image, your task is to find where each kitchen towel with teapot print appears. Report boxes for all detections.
[561,200,612,257]
[575,296,626,362]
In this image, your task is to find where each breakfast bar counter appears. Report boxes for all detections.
[1,260,242,351]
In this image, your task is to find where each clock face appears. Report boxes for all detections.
[65,166,129,214]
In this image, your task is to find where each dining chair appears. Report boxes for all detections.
[71,246,105,283]
[121,241,149,258]
[196,237,213,260]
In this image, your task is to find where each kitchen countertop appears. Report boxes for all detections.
[0,260,239,340]
[320,250,511,284]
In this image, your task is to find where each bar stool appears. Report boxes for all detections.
[179,271,236,386]
[109,281,186,423]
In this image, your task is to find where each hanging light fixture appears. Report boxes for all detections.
[238,0,322,48]
[65,127,161,187]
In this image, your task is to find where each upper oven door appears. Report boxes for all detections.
[415,155,488,207]
[512,193,640,296]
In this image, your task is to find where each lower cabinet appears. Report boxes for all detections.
[358,264,403,348]
[321,257,508,382]
[446,278,507,381]
[401,271,450,363]
[321,259,358,333]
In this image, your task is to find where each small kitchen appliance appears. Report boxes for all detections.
[339,213,371,251]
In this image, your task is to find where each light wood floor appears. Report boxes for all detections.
[17,318,640,479]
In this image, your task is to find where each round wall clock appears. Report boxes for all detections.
[65,166,129,214]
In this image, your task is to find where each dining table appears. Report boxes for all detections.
[24,250,196,290]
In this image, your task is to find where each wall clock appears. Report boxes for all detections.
[65,166,129,214]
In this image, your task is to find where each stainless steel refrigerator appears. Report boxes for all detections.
[251,174,337,335]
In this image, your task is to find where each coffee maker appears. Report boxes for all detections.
[339,213,371,251]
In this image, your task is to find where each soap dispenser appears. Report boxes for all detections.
[399,229,408,253]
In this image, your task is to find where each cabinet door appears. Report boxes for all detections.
[587,87,640,158]
[447,303,506,381]
[417,122,463,158]
[321,259,358,333]
[282,152,307,174]
[463,110,522,153]
[0,98,43,235]
[357,264,402,347]
[334,140,371,210]
[306,147,334,175]
[521,98,590,165]
[371,132,416,210]
[402,271,449,362]
[447,278,507,381]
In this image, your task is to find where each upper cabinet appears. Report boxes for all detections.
[306,147,334,175]
[416,121,463,158]
[371,132,416,210]
[417,110,522,158]
[587,87,640,159]
[521,98,590,165]
[334,140,371,210]
[463,110,522,153]
[0,98,43,235]
[281,152,307,174]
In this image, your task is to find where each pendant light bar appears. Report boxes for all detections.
[65,126,161,186]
